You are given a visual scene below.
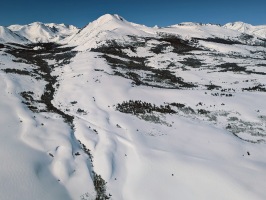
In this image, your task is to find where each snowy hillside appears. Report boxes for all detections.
[1,14,266,200]
[0,26,29,43]
[66,14,152,50]
[224,22,266,39]
[8,22,79,43]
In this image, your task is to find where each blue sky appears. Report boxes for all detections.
[1,0,265,27]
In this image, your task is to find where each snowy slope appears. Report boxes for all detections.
[67,15,265,52]
[66,14,152,50]
[1,14,266,200]
[0,26,29,43]
[224,22,266,38]
[161,22,245,40]
[135,22,241,39]
[54,51,266,200]
[8,22,79,43]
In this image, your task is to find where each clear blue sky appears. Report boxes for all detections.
[1,0,265,27]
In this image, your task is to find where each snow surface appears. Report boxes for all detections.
[1,14,266,200]
[224,22,266,39]
[0,26,28,43]
[0,71,72,200]
[8,22,79,43]
[65,14,152,51]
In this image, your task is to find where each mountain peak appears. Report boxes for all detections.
[224,21,252,29]
[177,22,202,26]
[226,21,249,26]
[90,14,126,27]
[67,14,152,50]
[224,21,266,38]
[7,22,79,43]
[97,14,125,22]
[28,22,44,26]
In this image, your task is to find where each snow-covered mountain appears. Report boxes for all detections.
[1,14,266,200]
[0,26,29,43]
[8,22,79,43]
[224,21,266,38]
[65,14,152,50]
[1,16,266,45]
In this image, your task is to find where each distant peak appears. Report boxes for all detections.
[29,22,44,26]
[224,21,252,27]
[80,14,128,31]
[231,21,246,24]
[175,22,221,27]
[178,22,202,26]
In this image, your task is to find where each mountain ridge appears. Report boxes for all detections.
[1,14,266,45]
[224,21,266,38]
[7,22,79,43]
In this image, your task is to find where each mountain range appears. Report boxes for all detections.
[0,14,266,200]
[1,14,266,44]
